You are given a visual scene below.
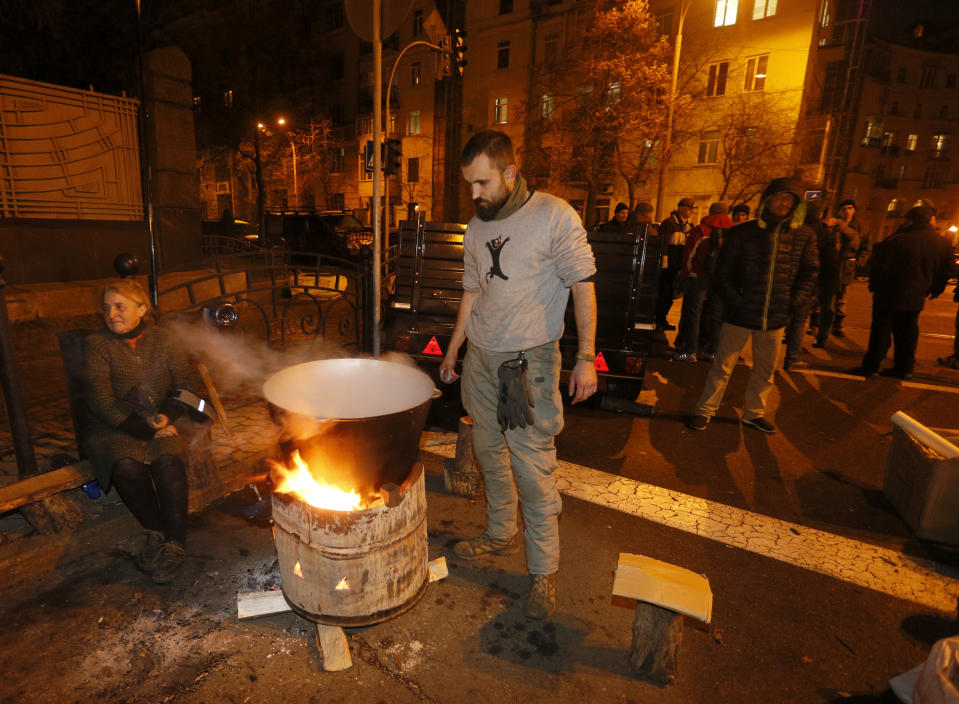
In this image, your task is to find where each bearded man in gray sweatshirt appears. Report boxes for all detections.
[439,130,598,619]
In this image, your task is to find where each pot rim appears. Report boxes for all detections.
[263,357,435,420]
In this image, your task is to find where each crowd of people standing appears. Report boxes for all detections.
[601,176,957,435]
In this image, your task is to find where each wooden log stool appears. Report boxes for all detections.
[613,553,713,685]
[442,416,484,498]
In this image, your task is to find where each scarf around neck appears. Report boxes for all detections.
[494,174,532,221]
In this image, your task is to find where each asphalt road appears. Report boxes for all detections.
[0,279,957,703]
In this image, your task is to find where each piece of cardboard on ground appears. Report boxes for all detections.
[613,552,713,623]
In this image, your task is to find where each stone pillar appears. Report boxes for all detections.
[144,47,201,271]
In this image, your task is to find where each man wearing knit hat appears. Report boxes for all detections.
[686,178,818,434]
[824,198,864,337]
[599,202,631,234]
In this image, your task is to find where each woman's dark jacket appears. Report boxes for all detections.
[82,324,191,489]
[714,209,819,331]
[868,223,953,311]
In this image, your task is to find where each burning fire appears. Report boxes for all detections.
[271,450,364,511]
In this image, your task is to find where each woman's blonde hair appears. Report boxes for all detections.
[102,279,154,321]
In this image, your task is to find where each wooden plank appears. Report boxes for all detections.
[0,461,94,514]
[236,590,290,620]
[315,624,353,671]
[613,553,712,623]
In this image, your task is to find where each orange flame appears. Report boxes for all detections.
[271,450,364,511]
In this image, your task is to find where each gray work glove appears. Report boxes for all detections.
[497,355,535,432]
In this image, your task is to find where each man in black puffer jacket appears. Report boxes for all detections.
[687,177,819,434]
[852,205,953,379]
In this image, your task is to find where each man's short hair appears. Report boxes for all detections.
[677,197,695,208]
[461,130,515,171]
[731,204,750,217]
[708,202,728,215]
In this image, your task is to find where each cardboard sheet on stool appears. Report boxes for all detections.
[613,553,713,623]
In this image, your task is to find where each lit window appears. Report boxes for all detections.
[494,97,508,124]
[932,133,949,158]
[698,131,720,164]
[223,90,233,107]
[497,41,510,70]
[744,55,768,92]
[411,62,421,86]
[906,134,918,151]
[887,198,899,213]
[714,0,738,27]
[860,119,882,146]
[707,61,728,96]
[408,110,421,135]
[541,94,555,120]
[752,0,776,19]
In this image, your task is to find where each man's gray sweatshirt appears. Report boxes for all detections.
[462,190,596,352]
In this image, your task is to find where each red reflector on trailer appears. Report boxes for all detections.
[624,356,643,374]
[395,336,410,352]
[422,336,444,356]
[594,351,609,372]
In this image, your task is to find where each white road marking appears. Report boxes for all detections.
[424,442,959,613]
[783,367,959,394]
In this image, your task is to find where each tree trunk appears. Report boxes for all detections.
[443,416,484,498]
[629,602,683,685]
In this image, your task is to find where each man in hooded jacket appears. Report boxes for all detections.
[687,177,819,434]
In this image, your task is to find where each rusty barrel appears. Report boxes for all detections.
[271,465,429,627]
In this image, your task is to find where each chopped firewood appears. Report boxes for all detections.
[443,417,484,498]
[315,624,352,671]
[428,557,448,583]
[236,589,289,620]
[630,602,683,685]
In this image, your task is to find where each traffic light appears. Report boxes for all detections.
[452,29,467,78]
[438,33,452,79]
[385,138,402,176]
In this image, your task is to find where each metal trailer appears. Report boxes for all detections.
[385,211,663,413]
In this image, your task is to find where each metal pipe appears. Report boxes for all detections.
[135,1,159,306]
[0,257,38,477]
[890,411,959,459]
[654,0,688,223]
[372,0,383,356]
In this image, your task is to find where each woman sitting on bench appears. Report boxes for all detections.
[83,279,192,584]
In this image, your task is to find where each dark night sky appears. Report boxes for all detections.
[1,0,958,98]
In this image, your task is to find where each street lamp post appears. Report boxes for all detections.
[254,122,265,236]
[654,0,689,223]
[276,118,298,209]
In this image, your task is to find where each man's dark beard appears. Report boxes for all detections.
[474,193,508,221]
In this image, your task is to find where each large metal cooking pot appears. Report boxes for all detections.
[263,358,436,501]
